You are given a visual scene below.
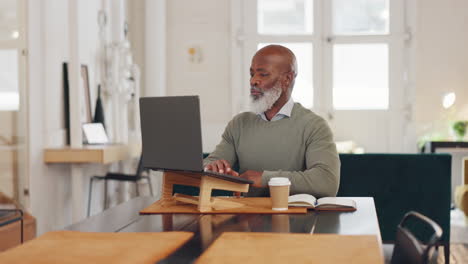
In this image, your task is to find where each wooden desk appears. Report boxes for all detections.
[195,233,382,264]
[44,144,140,164]
[66,196,382,263]
[44,144,141,222]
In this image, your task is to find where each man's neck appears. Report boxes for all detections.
[264,95,289,121]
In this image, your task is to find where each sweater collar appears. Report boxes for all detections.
[259,97,294,121]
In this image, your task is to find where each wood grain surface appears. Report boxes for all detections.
[0,231,193,264]
[43,144,138,164]
[140,197,307,214]
[196,232,383,264]
[437,244,468,264]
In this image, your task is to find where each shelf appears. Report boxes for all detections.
[0,145,20,151]
[44,144,140,164]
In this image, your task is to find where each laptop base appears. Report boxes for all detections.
[161,171,249,212]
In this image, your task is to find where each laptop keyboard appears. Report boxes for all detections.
[205,170,235,177]
[203,170,253,184]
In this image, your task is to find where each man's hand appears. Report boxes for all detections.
[240,170,263,187]
[204,159,239,176]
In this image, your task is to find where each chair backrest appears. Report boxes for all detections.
[391,211,443,264]
[337,154,451,243]
[135,155,147,179]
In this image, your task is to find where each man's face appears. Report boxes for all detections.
[249,54,285,113]
[249,54,285,100]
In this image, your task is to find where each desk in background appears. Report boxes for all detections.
[44,143,141,222]
[44,144,140,164]
[420,141,468,205]
[421,141,468,153]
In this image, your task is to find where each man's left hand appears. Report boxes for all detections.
[240,170,263,187]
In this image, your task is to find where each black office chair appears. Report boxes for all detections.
[87,156,153,217]
[390,211,443,264]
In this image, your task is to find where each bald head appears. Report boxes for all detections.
[254,45,298,79]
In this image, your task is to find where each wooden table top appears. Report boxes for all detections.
[66,196,382,263]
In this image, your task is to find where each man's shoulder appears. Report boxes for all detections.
[223,111,258,131]
[292,103,324,122]
[231,111,258,123]
[291,103,330,132]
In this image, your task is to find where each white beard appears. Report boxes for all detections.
[249,82,282,115]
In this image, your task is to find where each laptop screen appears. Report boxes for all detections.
[139,96,204,172]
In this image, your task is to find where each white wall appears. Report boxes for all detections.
[27,0,137,235]
[413,0,468,141]
[412,0,468,201]
[127,0,146,96]
[166,0,232,152]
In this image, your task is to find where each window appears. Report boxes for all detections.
[332,0,389,35]
[0,0,21,111]
[237,0,402,111]
[258,0,313,35]
[233,0,408,152]
[0,49,19,110]
[333,44,388,109]
[0,0,27,207]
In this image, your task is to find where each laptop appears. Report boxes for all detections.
[82,123,109,145]
[139,96,253,184]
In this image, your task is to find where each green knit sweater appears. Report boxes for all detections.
[204,103,340,197]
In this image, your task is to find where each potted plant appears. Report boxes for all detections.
[452,121,468,141]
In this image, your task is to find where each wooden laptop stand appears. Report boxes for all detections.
[161,171,250,212]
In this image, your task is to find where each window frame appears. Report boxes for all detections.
[231,0,408,114]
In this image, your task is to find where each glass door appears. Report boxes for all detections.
[0,0,28,207]
[238,0,408,152]
[324,0,407,152]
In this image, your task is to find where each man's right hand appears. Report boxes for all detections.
[204,159,239,176]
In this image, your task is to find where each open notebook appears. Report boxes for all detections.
[288,194,356,211]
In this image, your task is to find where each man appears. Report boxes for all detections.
[204,45,340,197]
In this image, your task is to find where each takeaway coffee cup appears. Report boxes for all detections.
[268,177,291,211]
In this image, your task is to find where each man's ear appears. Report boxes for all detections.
[282,72,294,91]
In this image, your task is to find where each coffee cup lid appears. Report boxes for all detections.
[268,177,291,186]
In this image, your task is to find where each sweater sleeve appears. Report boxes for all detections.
[261,118,340,198]
[203,119,238,169]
